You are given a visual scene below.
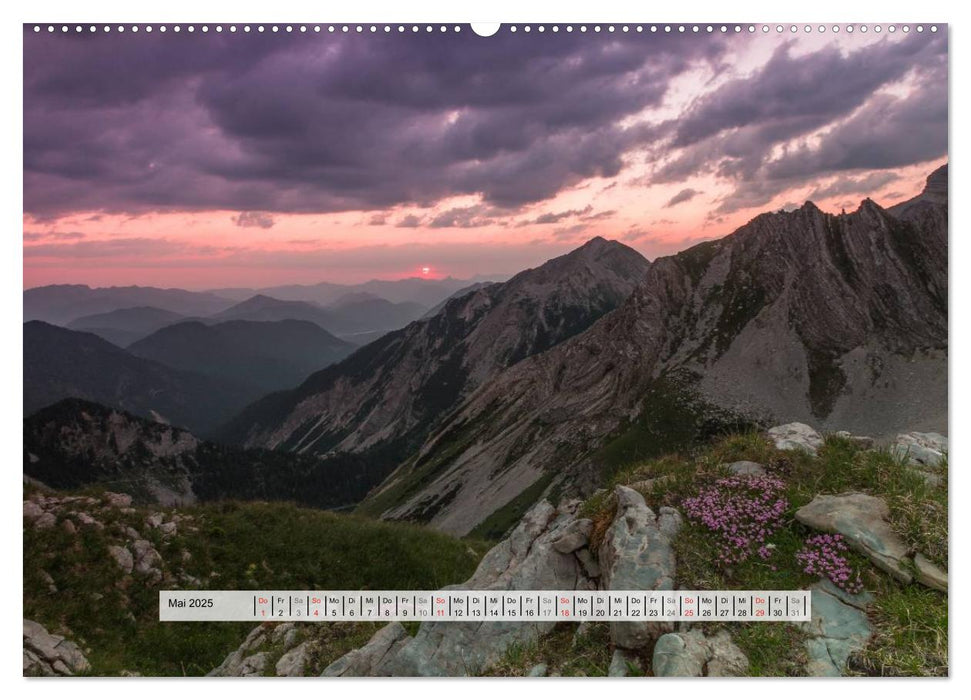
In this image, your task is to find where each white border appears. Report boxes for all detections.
[4,0,964,697]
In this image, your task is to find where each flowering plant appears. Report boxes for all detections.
[682,474,789,565]
[796,533,864,593]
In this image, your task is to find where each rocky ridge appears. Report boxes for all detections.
[365,167,948,536]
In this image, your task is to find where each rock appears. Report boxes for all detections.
[159,521,178,536]
[727,460,765,476]
[651,628,747,677]
[768,422,824,454]
[323,500,594,676]
[146,513,164,528]
[705,630,750,676]
[104,492,133,508]
[598,486,681,650]
[608,648,642,677]
[131,539,162,578]
[913,554,947,592]
[652,630,708,677]
[574,548,601,579]
[107,545,134,574]
[276,641,310,677]
[795,493,912,584]
[834,431,875,450]
[322,622,409,677]
[237,652,269,676]
[74,512,103,529]
[527,663,548,677]
[23,500,44,521]
[40,570,57,593]
[23,619,90,676]
[208,625,269,676]
[800,579,872,676]
[34,512,56,529]
[551,518,592,553]
[61,519,77,535]
[124,526,141,540]
[893,432,947,467]
[572,621,598,647]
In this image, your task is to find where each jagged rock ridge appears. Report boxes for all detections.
[216,238,649,474]
[368,166,947,535]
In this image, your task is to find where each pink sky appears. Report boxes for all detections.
[23,28,947,289]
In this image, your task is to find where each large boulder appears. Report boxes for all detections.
[800,579,872,676]
[23,619,90,676]
[652,628,748,677]
[795,493,912,583]
[767,423,824,454]
[893,432,947,468]
[322,499,596,676]
[598,486,681,650]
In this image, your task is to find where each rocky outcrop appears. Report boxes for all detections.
[893,432,947,468]
[23,619,90,676]
[768,423,825,454]
[322,499,604,676]
[652,629,748,677]
[795,492,946,591]
[599,486,681,650]
[800,579,873,676]
[219,237,649,468]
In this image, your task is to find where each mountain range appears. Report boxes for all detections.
[23,166,948,539]
[360,165,948,535]
[215,238,650,487]
[24,321,258,434]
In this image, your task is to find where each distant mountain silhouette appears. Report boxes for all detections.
[128,319,356,392]
[24,321,257,434]
[66,306,187,347]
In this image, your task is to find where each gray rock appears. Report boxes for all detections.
[795,493,912,583]
[527,663,548,677]
[276,641,310,677]
[159,521,178,536]
[237,652,269,676]
[834,431,875,450]
[208,625,269,676]
[74,512,103,529]
[23,619,90,676]
[727,460,765,476]
[34,512,57,529]
[768,422,824,454]
[652,630,708,677]
[608,648,642,677]
[104,492,133,508]
[23,500,44,521]
[893,432,947,467]
[551,518,592,553]
[322,622,409,677]
[108,545,134,574]
[574,548,601,579]
[652,628,748,677]
[599,486,681,650]
[40,570,57,593]
[131,539,162,578]
[61,519,77,535]
[146,512,165,528]
[914,553,947,592]
[800,579,872,676]
[323,500,594,676]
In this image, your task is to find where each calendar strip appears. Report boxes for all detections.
[159,590,811,622]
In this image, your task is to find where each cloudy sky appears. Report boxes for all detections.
[23,25,947,288]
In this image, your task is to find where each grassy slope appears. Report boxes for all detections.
[23,487,488,676]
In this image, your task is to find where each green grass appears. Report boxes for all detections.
[23,487,488,676]
[483,622,615,677]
